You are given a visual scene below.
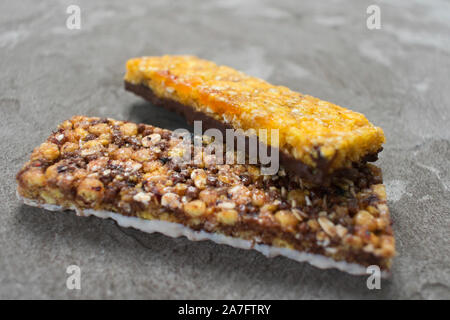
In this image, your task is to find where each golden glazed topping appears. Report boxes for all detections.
[125,55,385,170]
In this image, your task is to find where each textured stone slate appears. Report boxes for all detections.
[0,0,449,299]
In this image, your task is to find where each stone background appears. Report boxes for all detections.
[0,0,449,299]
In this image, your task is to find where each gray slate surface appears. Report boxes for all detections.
[1,0,449,299]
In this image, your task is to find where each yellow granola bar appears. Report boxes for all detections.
[16,116,395,275]
[124,55,385,182]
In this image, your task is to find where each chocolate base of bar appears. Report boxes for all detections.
[124,81,381,185]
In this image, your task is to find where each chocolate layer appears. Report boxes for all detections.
[125,81,381,185]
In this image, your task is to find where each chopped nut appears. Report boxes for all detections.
[280,186,287,198]
[304,195,312,206]
[218,174,231,185]
[74,127,89,140]
[203,154,219,167]
[44,163,59,181]
[142,133,161,147]
[89,123,110,136]
[120,123,138,136]
[377,203,389,215]
[199,189,217,205]
[344,235,363,249]
[128,161,143,172]
[168,147,185,158]
[98,133,112,145]
[82,140,103,150]
[335,224,348,238]
[217,209,239,225]
[375,217,388,230]
[142,160,161,173]
[370,233,380,247]
[38,142,60,161]
[366,205,379,216]
[373,184,387,199]
[363,244,375,253]
[106,143,118,154]
[291,209,304,221]
[316,231,329,242]
[191,169,207,189]
[144,173,167,184]
[275,210,299,229]
[112,147,133,161]
[307,219,320,232]
[21,168,46,188]
[174,183,188,195]
[218,201,236,209]
[71,116,87,125]
[40,189,64,204]
[184,200,206,217]
[133,192,151,204]
[355,210,376,231]
[261,203,277,213]
[318,211,327,217]
[227,185,250,204]
[58,120,73,130]
[318,216,336,237]
[161,192,181,209]
[247,166,260,177]
[61,142,78,155]
[185,186,199,198]
[251,190,266,207]
[77,178,104,203]
[325,247,338,255]
[81,140,103,156]
[132,149,153,162]
[376,236,396,257]
[55,134,65,142]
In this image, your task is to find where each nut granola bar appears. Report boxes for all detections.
[124,55,385,184]
[16,116,395,275]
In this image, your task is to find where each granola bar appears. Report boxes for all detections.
[124,55,385,184]
[16,116,395,275]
